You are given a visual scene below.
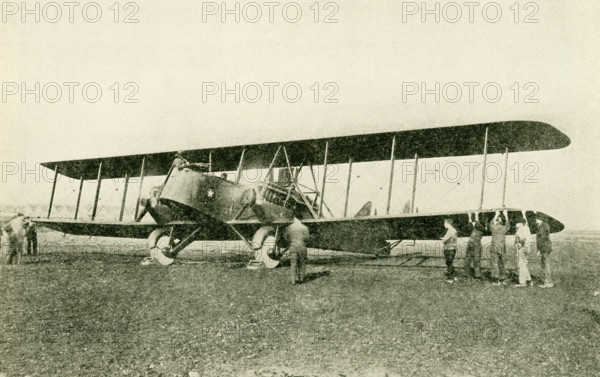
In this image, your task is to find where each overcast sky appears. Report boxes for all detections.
[1,0,599,231]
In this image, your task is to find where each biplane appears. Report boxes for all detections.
[34,121,570,267]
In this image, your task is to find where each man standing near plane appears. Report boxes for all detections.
[536,213,554,288]
[284,213,310,285]
[25,217,38,256]
[4,215,25,265]
[514,216,533,287]
[441,217,458,283]
[489,209,510,285]
[465,212,484,279]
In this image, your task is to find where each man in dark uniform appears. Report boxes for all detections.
[489,210,509,285]
[441,217,458,283]
[24,217,38,255]
[284,214,310,284]
[536,214,554,288]
[465,212,484,279]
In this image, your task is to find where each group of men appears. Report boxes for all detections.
[441,210,554,288]
[2,214,38,265]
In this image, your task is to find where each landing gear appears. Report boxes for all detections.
[250,226,283,269]
[147,228,175,265]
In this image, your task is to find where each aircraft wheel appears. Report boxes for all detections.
[148,228,175,266]
[252,226,281,269]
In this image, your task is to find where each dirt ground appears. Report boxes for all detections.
[0,230,599,376]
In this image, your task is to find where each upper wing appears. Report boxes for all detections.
[41,121,570,179]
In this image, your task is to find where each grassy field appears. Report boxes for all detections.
[1,231,599,376]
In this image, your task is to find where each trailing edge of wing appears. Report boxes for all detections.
[41,121,570,179]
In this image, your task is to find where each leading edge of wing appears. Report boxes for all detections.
[33,219,190,239]
[41,121,570,180]
[228,207,565,233]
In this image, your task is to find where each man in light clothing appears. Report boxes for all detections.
[514,216,532,287]
[3,215,26,265]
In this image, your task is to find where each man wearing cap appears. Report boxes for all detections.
[173,150,190,170]
[536,214,554,288]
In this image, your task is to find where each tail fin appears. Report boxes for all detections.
[355,201,372,217]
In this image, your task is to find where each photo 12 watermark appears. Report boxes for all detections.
[1,1,140,23]
[401,2,539,24]
[201,1,339,23]
[201,81,339,104]
[402,82,539,104]
[1,82,140,103]
[1,159,540,185]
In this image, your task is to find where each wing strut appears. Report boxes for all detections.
[119,173,130,221]
[343,157,353,217]
[91,161,103,220]
[318,141,329,217]
[227,223,254,251]
[502,147,509,207]
[47,164,58,218]
[262,145,281,183]
[478,127,489,210]
[74,175,84,220]
[410,153,419,213]
[282,147,318,219]
[386,135,396,215]
[235,148,246,184]
[133,156,146,220]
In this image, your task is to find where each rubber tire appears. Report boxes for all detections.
[148,228,175,265]
[251,226,281,269]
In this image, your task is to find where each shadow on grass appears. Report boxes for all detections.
[582,308,600,325]
[303,270,331,283]
[20,258,52,265]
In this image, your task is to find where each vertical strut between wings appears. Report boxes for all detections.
[386,135,396,215]
[91,161,103,221]
[478,127,489,210]
[502,147,509,207]
[119,173,130,221]
[411,153,419,213]
[47,164,58,219]
[134,156,146,220]
[318,141,329,217]
[74,175,84,220]
[344,157,352,217]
